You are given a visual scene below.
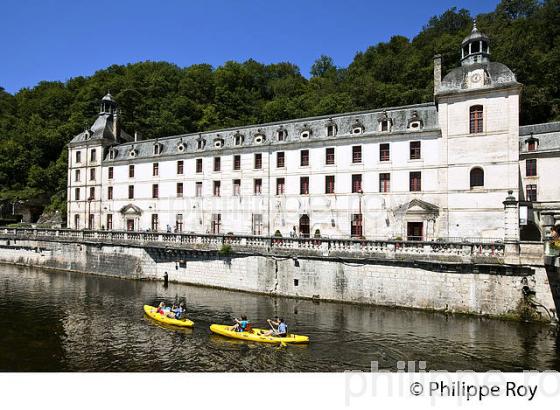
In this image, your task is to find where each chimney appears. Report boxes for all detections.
[112,108,119,138]
[433,54,442,95]
[134,131,138,142]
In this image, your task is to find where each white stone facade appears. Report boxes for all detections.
[66,27,559,241]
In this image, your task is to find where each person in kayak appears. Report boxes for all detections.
[170,302,185,320]
[230,315,250,332]
[262,317,288,337]
[156,302,166,315]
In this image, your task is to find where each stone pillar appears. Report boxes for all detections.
[503,190,520,263]
[433,54,442,95]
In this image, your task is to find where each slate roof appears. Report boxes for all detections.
[438,62,519,95]
[519,121,560,153]
[69,113,134,145]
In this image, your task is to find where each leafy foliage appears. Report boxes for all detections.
[0,0,559,217]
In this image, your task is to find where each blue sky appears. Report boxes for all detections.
[1,0,500,94]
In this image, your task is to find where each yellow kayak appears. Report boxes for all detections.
[209,324,309,344]
[143,305,194,328]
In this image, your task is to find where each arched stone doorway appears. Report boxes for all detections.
[299,214,310,238]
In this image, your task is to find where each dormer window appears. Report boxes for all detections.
[407,111,423,130]
[351,119,365,135]
[214,136,224,149]
[378,112,392,132]
[277,128,287,141]
[300,125,312,139]
[254,133,266,144]
[177,141,186,153]
[526,134,538,152]
[108,148,116,160]
[233,131,244,146]
[153,142,163,155]
[129,147,137,158]
[326,120,337,137]
[196,137,206,150]
[84,130,92,140]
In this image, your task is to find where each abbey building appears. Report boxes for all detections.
[67,25,560,241]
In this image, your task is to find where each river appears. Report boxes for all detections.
[0,264,559,372]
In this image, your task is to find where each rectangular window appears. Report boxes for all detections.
[177,182,183,198]
[277,152,285,168]
[352,174,362,193]
[177,160,184,175]
[152,184,159,199]
[233,155,241,170]
[75,187,80,201]
[325,175,335,194]
[379,173,390,193]
[254,153,262,169]
[196,182,202,197]
[128,185,134,199]
[129,165,135,178]
[108,167,113,179]
[106,214,113,230]
[75,151,81,163]
[88,214,94,230]
[526,159,537,177]
[410,141,421,160]
[233,179,241,196]
[528,140,537,151]
[196,158,203,173]
[75,169,80,182]
[351,214,363,238]
[211,214,221,235]
[89,187,95,200]
[409,172,422,192]
[153,163,159,176]
[327,125,336,137]
[151,214,158,231]
[252,214,263,235]
[470,105,483,134]
[254,179,262,195]
[176,214,183,233]
[213,181,221,197]
[214,157,221,172]
[276,178,285,195]
[90,149,97,162]
[277,130,286,141]
[90,168,96,181]
[107,186,113,200]
[352,146,362,163]
[300,150,309,166]
[381,120,389,132]
[300,176,309,195]
[326,148,335,165]
[380,143,390,162]
[526,184,537,202]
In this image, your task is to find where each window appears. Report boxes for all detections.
[527,140,538,151]
[526,159,537,177]
[106,214,113,231]
[252,214,263,235]
[152,184,159,199]
[233,179,241,196]
[254,179,262,195]
[74,214,80,229]
[326,148,335,165]
[151,214,158,231]
[211,214,221,235]
[409,172,421,192]
[129,165,135,178]
[234,134,244,146]
[254,153,262,169]
[470,105,483,134]
[128,185,134,199]
[381,120,389,132]
[410,141,421,160]
[276,178,285,195]
[352,174,362,193]
[277,129,287,141]
[196,158,202,173]
[197,139,205,150]
[214,157,221,172]
[177,160,184,175]
[176,214,183,233]
[153,163,159,176]
[351,214,363,238]
[327,124,336,137]
[89,187,95,200]
[277,152,285,168]
[300,176,309,195]
[196,182,202,197]
[380,143,390,162]
[88,214,94,230]
[75,151,81,163]
[470,168,484,188]
[379,173,390,193]
[90,149,97,162]
[75,187,80,201]
[325,175,335,194]
[108,167,113,179]
[526,184,537,202]
[300,150,309,166]
[213,181,221,197]
[177,183,183,198]
[107,186,113,200]
[75,169,80,182]
[352,146,362,163]
[153,144,161,155]
[89,168,95,181]
[109,149,115,160]
[233,155,241,170]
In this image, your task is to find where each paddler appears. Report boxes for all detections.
[229,315,249,332]
[262,317,288,337]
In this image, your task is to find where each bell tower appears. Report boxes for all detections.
[461,20,490,66]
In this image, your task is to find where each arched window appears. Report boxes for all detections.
[470,105,483,134]
[470,167,484,188]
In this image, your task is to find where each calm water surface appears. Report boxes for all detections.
[0,265,559,372]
